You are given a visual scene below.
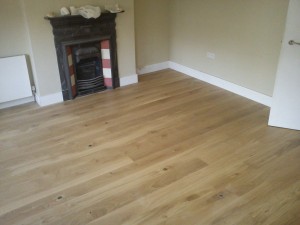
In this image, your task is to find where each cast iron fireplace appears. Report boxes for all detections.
[46,13,120,101]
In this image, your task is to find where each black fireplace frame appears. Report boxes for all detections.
[46,13,120,101]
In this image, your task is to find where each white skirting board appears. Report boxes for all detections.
[137,62,170,75]
[35,92,64,107]
[0,55,34,108]
[138,61,272,107]
[120,74,138,87]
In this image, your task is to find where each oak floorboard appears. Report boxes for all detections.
[0,69,299,225]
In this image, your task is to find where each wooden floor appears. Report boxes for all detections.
[0,69,299,225]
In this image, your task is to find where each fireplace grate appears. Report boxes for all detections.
[77,76,105,91]
[74,47,106,96]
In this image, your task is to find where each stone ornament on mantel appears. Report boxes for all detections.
[105,3,123,13]
[77,5,101,19]
[46,3,124,19]
[60,7,70,16]
[70,6,79,16]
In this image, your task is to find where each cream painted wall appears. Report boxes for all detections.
[1,0,289,99]
[0,0,36,85]
[22,0,61,96]
[115,0,136,78]
[134,0,170,69]
[0,0,136,97]
[169,0,289,96]
[0,0,30,58]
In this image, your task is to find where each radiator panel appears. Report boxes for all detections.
[0,55,32,103]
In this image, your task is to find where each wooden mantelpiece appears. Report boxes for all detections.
[46,13,120,100]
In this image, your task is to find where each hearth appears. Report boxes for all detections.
[46,13,120,100]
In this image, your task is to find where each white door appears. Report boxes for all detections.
[269,0,300,131]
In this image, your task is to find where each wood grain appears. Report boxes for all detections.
[0,69,299,225]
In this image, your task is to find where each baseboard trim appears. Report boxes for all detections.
[0,96,35,109]
[136,61,272,107]
[137,62,169,75]
[169,62,272,107]
[35,92,63,107]
[120,74,138,87]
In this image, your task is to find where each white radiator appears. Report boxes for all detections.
[0,55,33,105]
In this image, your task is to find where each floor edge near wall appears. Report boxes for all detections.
[137,61,272,107]
[0,96,35,109]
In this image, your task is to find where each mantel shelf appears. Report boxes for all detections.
[44,11,125,21]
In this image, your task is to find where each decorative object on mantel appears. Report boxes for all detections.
[60,7,70,16]
[70,6,80,16]
[105,0,123,13]
[78,5,101,19]
[45,3,124,19]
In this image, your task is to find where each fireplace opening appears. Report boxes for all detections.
[66,39,114,99]
[73,45,106,96]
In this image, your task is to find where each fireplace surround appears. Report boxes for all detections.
[46,13,120,101]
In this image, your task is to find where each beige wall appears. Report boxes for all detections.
[1,0,289,98]
[0,0,30,58]
[22,0,61,96]
[115,0,136,78]
[134,0,170,69]
[0,0,136,97]
[169,0,289,96]
[0,0,36,85]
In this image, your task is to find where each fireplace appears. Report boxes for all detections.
[46,13,120,100]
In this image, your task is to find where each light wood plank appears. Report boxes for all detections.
[0,69,299,225]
